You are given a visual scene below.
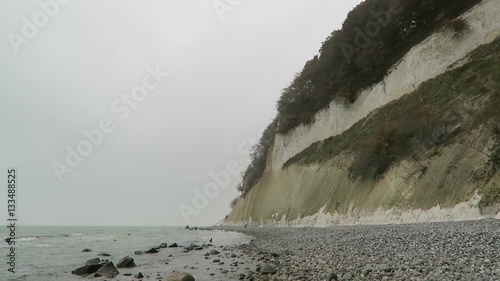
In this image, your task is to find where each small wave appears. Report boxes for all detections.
[30,243,51,248]
[6,274,28,281]
[17,236,39,242]
[37,235,55,238]
[69,232,87,237]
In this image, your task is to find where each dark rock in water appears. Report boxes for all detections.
[124,273,132,276]
[136,272,144,278]
[209,249,220,255]
[85,258,100,266]
[271,253,279,258]
[185,225,190,229]
[194,247,203,250]
[191,227,198,231]
[164,271,195,281]
[117,256,136,268]
[146,248,159,254]
[213,259,220,263]
[94,261,119,278]
[328,272,339,281]
[81,249,91,252]
[185,244,195,251]
[261,263,277,274]
[169,243,179,248]
[71,264,103,276]
[135,250,145,255]
[160,243,168,248]
[98,253,111,257]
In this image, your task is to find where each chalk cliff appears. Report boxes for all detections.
[227,0,500,226]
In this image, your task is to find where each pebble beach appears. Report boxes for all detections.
[215,219,500,280]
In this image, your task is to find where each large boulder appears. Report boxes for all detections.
[117,256,136,268]
[146,248,159,254]
[81,249,91,252]
[164,271,195,281]
[185,244,199,251]
[85,258,100,266]
[328,272,339,281]
[94,261,119,278]
[209,249,220,255]
[261,263,277,274]
[169,243,179,248]
[71,264,103,276]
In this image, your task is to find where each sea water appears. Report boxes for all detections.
[0,225,249,281]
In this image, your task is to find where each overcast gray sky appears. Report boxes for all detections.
[0,0,363,226]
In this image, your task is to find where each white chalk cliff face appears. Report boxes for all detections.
[228,0,500,226]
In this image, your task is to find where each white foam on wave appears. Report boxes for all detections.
[17,236,39,242]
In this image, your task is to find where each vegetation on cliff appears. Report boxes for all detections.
[239,119,278,195]
[234,0,484,199]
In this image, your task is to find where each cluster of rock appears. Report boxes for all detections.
[71,256,138,278]
[216,245,282,280]
[183,243,282,280]
[73,242,199,280]
[134,242,180,255]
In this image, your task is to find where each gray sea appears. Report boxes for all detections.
[0,225,250,281]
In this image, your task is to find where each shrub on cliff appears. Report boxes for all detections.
[479,185,500,211]
[230,196,240,209]
[240,118,278,195]
[349,93,438,179]
[443,18,471,38]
